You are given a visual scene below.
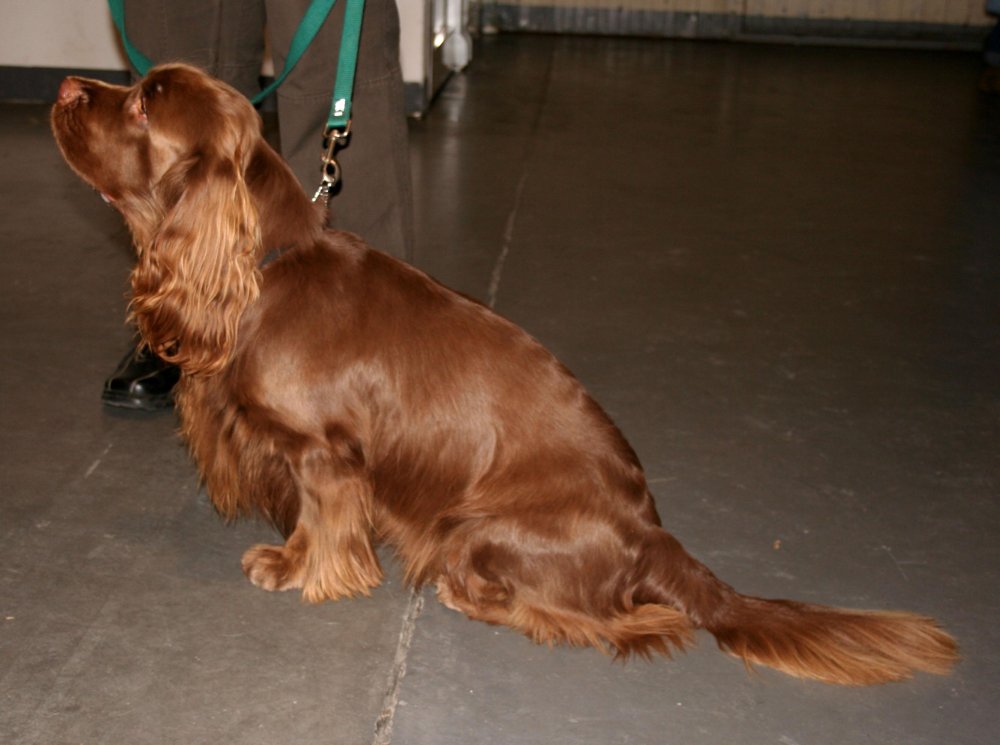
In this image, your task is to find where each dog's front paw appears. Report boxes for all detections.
[241,544,304,592]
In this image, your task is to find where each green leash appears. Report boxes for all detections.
[107,0,154,76]
[315,0,365,205]
[107,0,365,199]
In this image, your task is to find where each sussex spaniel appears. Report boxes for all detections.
[51,64,957,685]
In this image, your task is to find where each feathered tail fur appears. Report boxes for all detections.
[620,529,957,685]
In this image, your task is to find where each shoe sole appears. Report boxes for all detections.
[101,391,174,411]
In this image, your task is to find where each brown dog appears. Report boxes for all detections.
[51,64,956,685]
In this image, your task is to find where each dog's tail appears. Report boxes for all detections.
[629,529,957,685]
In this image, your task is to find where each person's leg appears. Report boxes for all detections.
[265,0,414,261]
[123,0,265,92]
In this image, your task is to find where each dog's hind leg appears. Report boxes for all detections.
[433,532,693,656]
[241,428,383,602]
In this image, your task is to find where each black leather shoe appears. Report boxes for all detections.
[102,343,180,411]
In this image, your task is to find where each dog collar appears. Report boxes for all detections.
[259,246,291,269]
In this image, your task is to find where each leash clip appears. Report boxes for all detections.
[313,121,351,207]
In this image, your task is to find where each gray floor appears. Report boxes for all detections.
[2,34,998,745]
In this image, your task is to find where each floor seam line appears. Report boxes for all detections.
[486,41,557,309]
[488,169,528,309]
[370,589,425,745]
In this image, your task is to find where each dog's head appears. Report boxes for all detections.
[51,64,263,376]
[52,63,259,215]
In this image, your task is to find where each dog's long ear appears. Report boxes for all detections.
[129,143,261,377]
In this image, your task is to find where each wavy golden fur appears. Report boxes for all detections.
[52,64,957,686]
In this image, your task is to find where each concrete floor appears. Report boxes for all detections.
[2,34,998,745]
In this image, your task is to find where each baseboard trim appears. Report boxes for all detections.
[487,5,989,50]
[0,66,130,104]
